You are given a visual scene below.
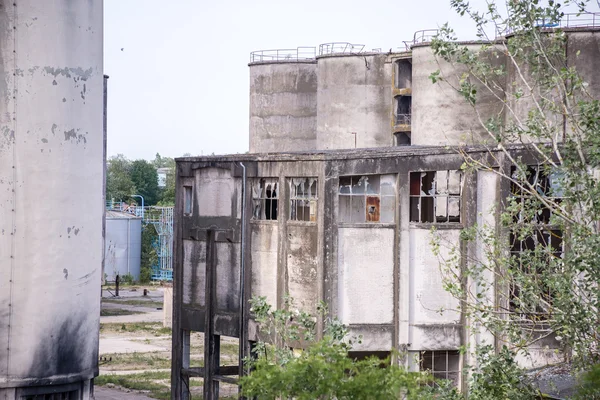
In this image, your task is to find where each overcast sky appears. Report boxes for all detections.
[103,0,597,161]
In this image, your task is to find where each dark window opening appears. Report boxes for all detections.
[395,96,411,125]
[395,59,412,89]
[395,132,411,146]
[508,165,564,322]
[410,170,462,223]
[289,178,317,222]
[252,178,279,220]
[184,186,193,215]
[420,350,460,386]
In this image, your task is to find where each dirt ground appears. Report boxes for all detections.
[94,285,239,400]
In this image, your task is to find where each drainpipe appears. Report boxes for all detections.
[238,162,247,381]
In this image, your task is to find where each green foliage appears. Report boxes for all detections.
[106,154,135,202]
[240,296,437,400]
[428,0,600,394]
[130,159,160,206]
[154,153,176,206]
[575,363,600,399]
[140,222,158,283]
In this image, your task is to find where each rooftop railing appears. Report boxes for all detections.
[318,42,366,55]
[402,29,439,51]
[250,47,316,63]
[500,12,600,36]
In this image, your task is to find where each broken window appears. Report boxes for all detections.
[252,178,279,220]
[420,350,460,386]
[339,174,396,223]
[508,165,564,321]
[395,132,411,146]
[184,186,193,215]
[395,59,412,88]
[410,170,462,223]
[289,177,317,222]
[395,96,411,125]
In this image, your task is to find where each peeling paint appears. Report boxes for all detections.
[43,66,94,81]
[63,129,87,144]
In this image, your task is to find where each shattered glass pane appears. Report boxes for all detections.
[380,174,396,196]
[436,170,448,195]
[448,171,462,195]
[339,176,352,194]
[448,197,460,222]
[435,196,448,222]
[380,195,395,223]
[339,196,352,222]
[421,172,435,195]
[352,176,367,194]
[365,175,380,194]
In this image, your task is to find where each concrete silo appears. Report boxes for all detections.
[411,43,505,146]
[0,1,103,399]
[249,48,318,153]
[316,47,392,150]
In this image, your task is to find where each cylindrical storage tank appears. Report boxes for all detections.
[316,53,392,150]
[249,61,318,153]
[104,212,142,282]
[0,1,103,399]
[411,43,505,146]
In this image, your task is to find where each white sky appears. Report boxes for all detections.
[103,0,598,160]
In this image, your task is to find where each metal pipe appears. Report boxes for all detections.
[131,194,144,219]
[238,162,247,383]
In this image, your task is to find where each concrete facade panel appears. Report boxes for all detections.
[195,168,234,217]
[250,223,278,308]
[316,54,392,149]
[215,242,240,313]
[347,325,393,352]
[338,227,394,325]
[286,224,319,313]
[249,63,317,153]
[0,0,103,394]
[409,228,460,324]
[182,239,206,307]
[410,324,461,350]
[412,45,505,146]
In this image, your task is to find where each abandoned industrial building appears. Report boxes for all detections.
[168,18,600,399]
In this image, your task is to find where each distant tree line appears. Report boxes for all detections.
[105,152,179,206]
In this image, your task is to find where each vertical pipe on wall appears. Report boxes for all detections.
[238,162,247,382]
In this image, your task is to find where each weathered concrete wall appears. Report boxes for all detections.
[409,228,461,350]
[316,54,393,149]
[249,62,317,153]
[250,222,278,307]
[0,0,103,397]
[412,44,505,146]
[338,227,394,325]
[287,224,319,313]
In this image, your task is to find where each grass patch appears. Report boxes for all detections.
[103,298,164,308]
[95,372,171,399]
[100,308,143,317]
[100,352,172,370]
[100,322,171,336]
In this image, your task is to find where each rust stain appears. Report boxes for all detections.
[366,196,380,222]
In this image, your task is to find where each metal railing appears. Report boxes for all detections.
[500,12,600,36]
[402,29,439,50]
[319,42,365,55]
[396,114,411,125]
[250,47,316,63]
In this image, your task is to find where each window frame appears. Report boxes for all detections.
[338,174,396,224]
[251,177,279,221]
[409,170,463,225]
[288,177,318,223]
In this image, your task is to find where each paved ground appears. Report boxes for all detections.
[94,386,156,400]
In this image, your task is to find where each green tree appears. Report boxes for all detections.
[130,159,159,206]
[153,153,176,206]
[241,296,441,400]
[140,222,158,283]
[428,0,600,394]
[106,154,135,202]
